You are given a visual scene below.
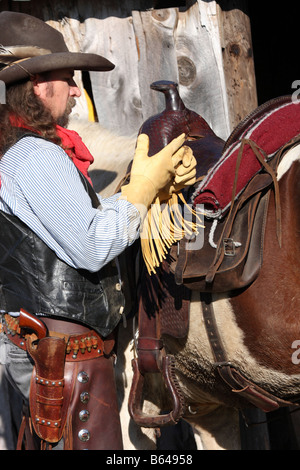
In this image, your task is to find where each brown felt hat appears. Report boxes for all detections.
[0,11,115,84]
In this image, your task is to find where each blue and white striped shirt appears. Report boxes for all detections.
[0,136,141,272]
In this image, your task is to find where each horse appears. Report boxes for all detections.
[125,87,300,449]
[68,118,136,197]
[0,102,238,451]
[71,90,300,451]
[66,118,237,450]
[68,116,219,450]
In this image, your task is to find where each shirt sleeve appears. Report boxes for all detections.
[13,137,141,272]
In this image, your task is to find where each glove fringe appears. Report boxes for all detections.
[140,192,204,275]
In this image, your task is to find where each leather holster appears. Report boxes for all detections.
[26,335,71,444]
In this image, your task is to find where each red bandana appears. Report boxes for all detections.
[56,125,94,185]
[0,116,94,187]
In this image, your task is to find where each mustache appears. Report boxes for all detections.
[56,97,77,127]
[66,97,77,114]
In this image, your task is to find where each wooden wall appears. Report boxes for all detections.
[0,0,257,139]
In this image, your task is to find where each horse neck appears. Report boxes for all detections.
[229,159,300,374]
[253,159,300,282]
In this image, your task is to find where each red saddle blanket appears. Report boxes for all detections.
[192,96,300,215]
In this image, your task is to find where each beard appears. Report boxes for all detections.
[56,97,76,127]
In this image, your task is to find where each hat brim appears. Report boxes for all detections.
[0,51,115,84]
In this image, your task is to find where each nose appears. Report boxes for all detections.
[69,78,81,98]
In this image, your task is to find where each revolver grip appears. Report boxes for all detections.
[19,308,48,339]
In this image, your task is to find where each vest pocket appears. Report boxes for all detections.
[59,280,106,320]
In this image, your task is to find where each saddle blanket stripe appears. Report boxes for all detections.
[192,98,300,215]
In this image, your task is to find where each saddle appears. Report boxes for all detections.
[170,140,281,292]
[170,96,300,291]
[129,94,300,426]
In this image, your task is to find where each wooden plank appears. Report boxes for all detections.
[132,8,179,121]
[133,2,232,139]
[217,0,258,130]
[178,1,231,138]
[79,14,143,135]
[45,12,90,122]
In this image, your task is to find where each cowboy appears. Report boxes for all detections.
[0,12,196,450]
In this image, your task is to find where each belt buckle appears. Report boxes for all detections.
[223,238,236,256]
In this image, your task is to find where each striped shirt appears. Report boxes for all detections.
[0,136,141,272]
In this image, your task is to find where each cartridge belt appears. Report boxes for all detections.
[1,314,114,361]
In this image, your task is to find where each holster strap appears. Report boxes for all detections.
[2,313,111,361]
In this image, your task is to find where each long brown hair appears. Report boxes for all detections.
[0,78,62,156]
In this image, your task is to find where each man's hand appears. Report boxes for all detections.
[159,145,197,201]
[130,133,186,192]
[120,133,187,219]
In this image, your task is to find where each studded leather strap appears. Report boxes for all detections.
[27,335,69,443]
[2,313,107,361]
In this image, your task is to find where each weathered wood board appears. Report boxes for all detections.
[0,0,257,139]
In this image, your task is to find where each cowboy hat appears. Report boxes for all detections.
[0,11,115,84]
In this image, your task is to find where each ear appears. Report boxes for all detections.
[31,74,43,97]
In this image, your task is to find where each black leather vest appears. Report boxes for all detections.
[0,136,126,337]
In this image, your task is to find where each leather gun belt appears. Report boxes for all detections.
[1,314,114,361]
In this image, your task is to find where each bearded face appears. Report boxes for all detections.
[56,96,76,127]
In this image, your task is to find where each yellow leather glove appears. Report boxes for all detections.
[120,133,186,219]
[159,145,197,201]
